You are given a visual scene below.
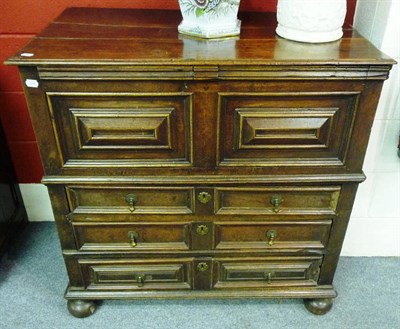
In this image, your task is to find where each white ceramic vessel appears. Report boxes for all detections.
[178,0,241,38]
[276,0,347,43]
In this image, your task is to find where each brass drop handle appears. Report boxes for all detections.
[136,274,145,287]
[265,272,274,284]
[266,229,277,246]
[125,193,137,212]
[270,195,283,213]
[128,230,139,247]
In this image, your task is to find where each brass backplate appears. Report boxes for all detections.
[196,224,209,236]
[197,262,209,272]
[198,191,212,204]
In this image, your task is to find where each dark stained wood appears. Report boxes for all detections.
[78,258,193,291]
[46,91,193,167]
[67,300,96,318]
[215,186,340,215]
[6,8,394,317]
[304,298,333,315]
[218,92,361,168]
[5,9,394,66]
[73,222,191,252]
[6,37,394,66]
[214,256,323,289]
[214,221,332,250]
[66,186,195,214]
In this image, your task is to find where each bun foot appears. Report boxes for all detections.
[67,300,96,318]
[304,298,333,315]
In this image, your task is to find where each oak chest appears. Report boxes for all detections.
[6,8,395,317]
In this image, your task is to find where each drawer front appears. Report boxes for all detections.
[214,221,331,250]
[214,257,322,289]
[46,92,193,168]
[79,258,193,290]
[67,186,195,215]
[215,186,340,215]
[73,222,190,251]
[218,92,359,167]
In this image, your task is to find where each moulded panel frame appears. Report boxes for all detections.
[216,91,361,168]
[45,91,194,168]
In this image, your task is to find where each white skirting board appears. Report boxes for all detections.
[19,183,400,256]
[19,184,54,222]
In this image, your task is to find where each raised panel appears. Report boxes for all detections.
[66,186,195,215]
[73,222,190,251]
[92,265,183,284]
[46,92,193,168]
[214,221,332,250]
[78,258,193,290]
[215,186,341,216]
[74,108,173,150]
[218,92,360,167]
[238,108,335,149]
[214,257,322,289]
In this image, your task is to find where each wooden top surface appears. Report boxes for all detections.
[6,7,395,66]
